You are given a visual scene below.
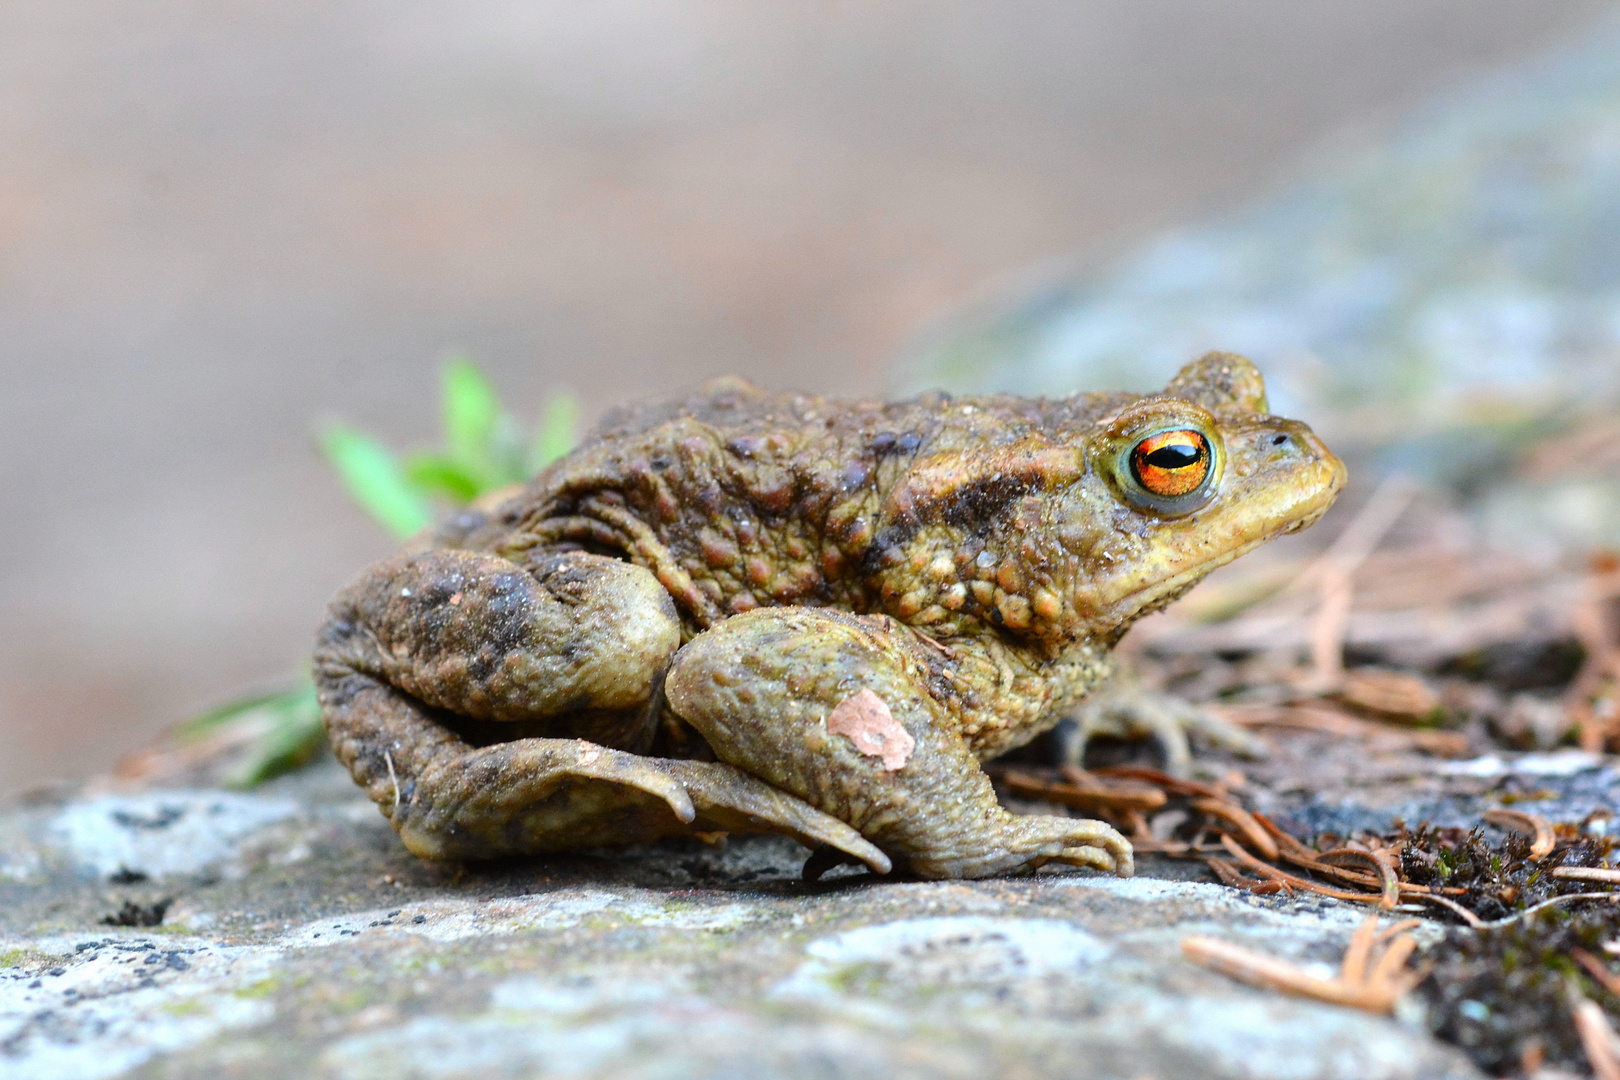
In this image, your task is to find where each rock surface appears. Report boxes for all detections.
[0,754,1539,1080]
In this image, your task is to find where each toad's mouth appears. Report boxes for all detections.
[1089,441,1347,632]
[1107,497,1336,623]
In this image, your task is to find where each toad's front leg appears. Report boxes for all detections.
[664,608,1132,880]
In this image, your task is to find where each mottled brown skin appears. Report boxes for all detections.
[314,353,1346,879]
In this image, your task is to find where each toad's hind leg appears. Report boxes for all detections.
[313,549,887,870]
[664,608,1133,880]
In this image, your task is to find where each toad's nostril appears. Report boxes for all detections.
[1271,434,1289,447]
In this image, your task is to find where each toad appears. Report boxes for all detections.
[314,353,1344,879]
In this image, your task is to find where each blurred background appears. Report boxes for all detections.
[5,1,1619,796]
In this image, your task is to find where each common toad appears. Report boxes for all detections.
[314,353,1345,879]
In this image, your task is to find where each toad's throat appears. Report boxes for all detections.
[1089,465,1344,631]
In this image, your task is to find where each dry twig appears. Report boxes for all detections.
[1182,914,1425,1014]
[1553,866,1620,885]
[1570,987,1620,1080]
[1220,702,1470,757]
[1302,477,1420,692]
[1568,559,1620,753]
[1476,893,1620,929]
[1191,797,1279,861]
[1205,856,1291,896]
[1334,668,1442,723]
[1573,948,1620,998]
[997,767,1167,814]
[1315,846,1402,909]
[1004,745,1604,924]
[1482,808,1557,859]
[1214,835,1384,903]
[1090,764,1227,799]
[1422,893,1485,928]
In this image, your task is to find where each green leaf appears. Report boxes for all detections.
[488,412,532,487]
[530,391,580,473]
[442,358,502,484]
[226,683,326,788]
[404,453,483,503]
[175,688,298,742]
[320,426,433,539]
[175,680,327,788]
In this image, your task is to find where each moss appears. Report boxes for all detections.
[149,922,197,936]
[234,977,281,999]
[823,960,889,997]
[1416,906,1620,1075]
[0,947,42,968]
[1328,821,1616,924]
[333,987,375,1013]
[1376,819,1620,1074]
[1291,818,1620,1072]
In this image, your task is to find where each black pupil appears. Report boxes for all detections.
[1143,442,1202,469]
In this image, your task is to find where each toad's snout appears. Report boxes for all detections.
[1239,417,1347,532]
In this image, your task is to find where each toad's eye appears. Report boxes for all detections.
[1129,429,1211,498]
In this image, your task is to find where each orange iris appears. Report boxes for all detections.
[1129,429,1210,498]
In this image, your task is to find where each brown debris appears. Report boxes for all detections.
[1089,764,1227,800]
[1573,948,1620,999]
[1182,915,1426,1014]
[1555,867,1620,885]
[998,767,1166,815]
[1476,892,1620,928]
[1281,846,1432,902]
[1214,835,1379,903]
[1315,846,1403,909]
[1206,855,1289,895]
[1219,702,1471,757]
[1482,809,1557,859]
[1301,477,1421,693]
[998,757,1620,922]
[1569,556,1620,753]
[1570,990,1620,1080]
[1190,797,1279,862]
[1334,668,1442,722]
[1422,894,1485,929]
[1012,473,1620,1078]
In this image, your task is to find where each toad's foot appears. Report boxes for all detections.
[659,758,891,874]
[664,607,1133,881]
[1061,671,1267,776]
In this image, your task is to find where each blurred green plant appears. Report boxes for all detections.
[173,359,578,787]
[169,683,326,789]
[321,358,580,541]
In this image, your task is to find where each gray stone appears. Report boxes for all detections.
[0,759,1485,1080]
[50,792,299,880]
